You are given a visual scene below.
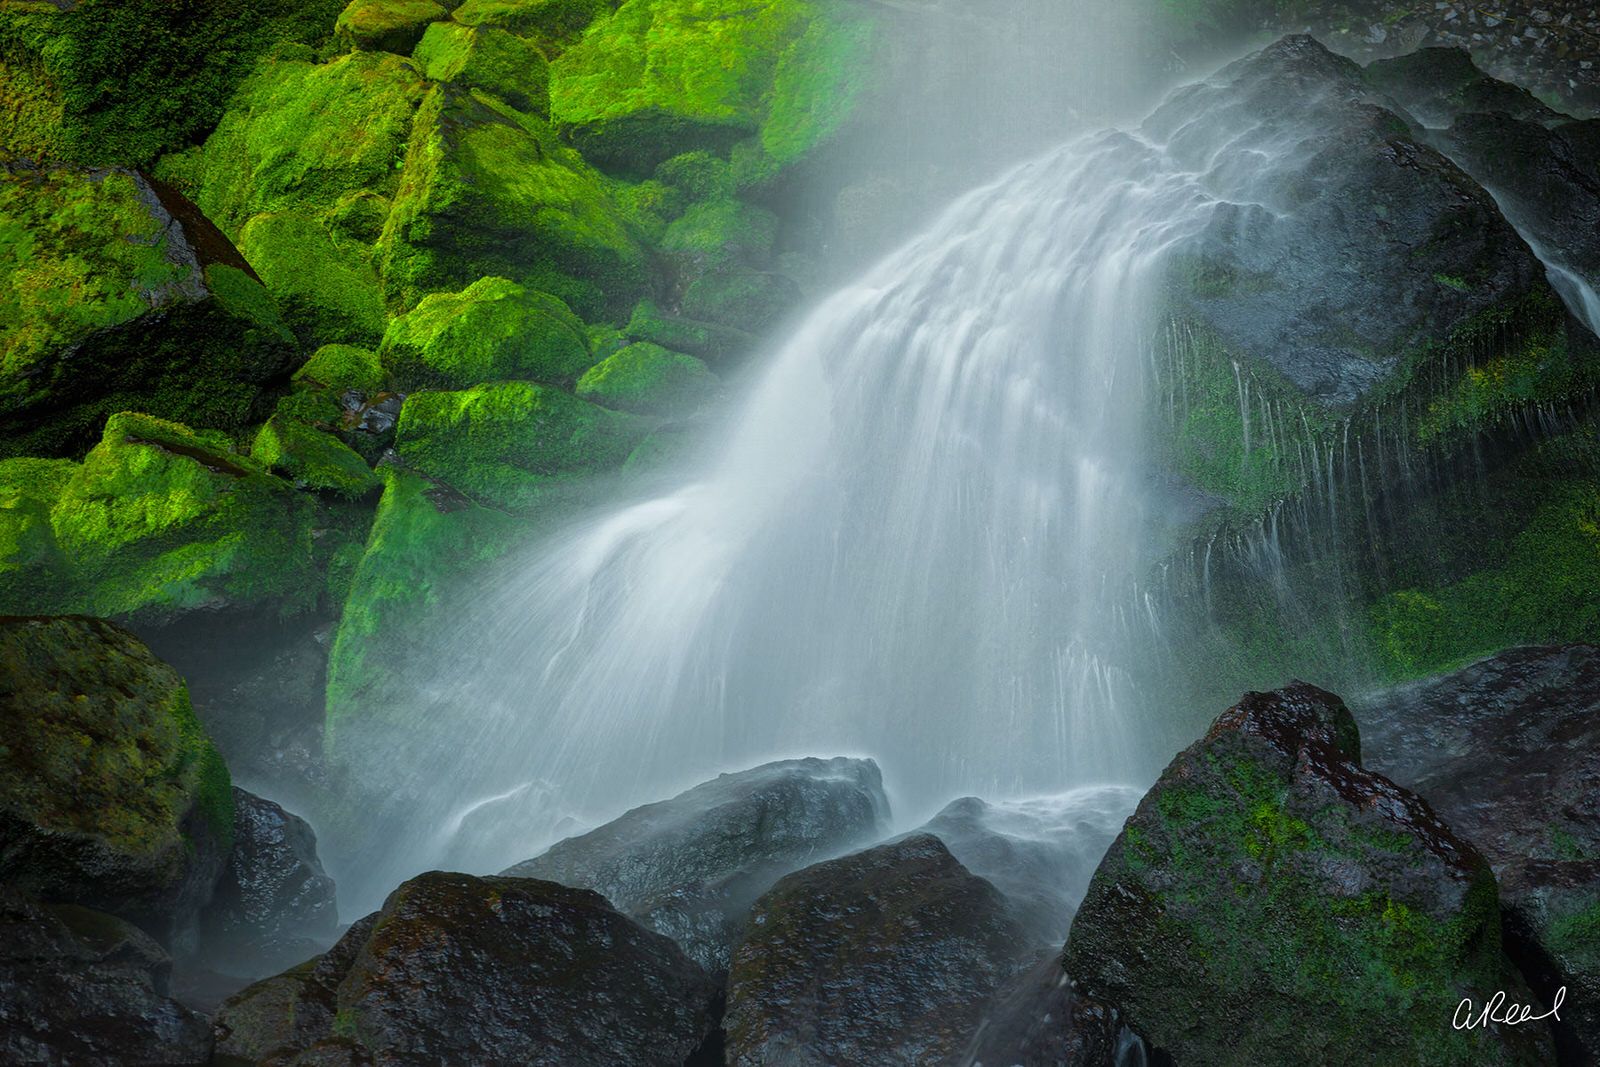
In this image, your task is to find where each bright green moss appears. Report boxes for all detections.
[395,381,654,510]
[187,50,426,238]
[324,467,525,756]
[167,687,235,850]
[758,5,879,169]
[451,0,611,54]
[252,415,382,499]
[378,85,648,317]
[576,341,718,416]
[654,151,733,200]
[625,298,752,364]
[413,21,551,117]
[0,456,74,611]
[681,267,798,333]
[334,0,447,54]
[295,344,389,395]
[240,212,388,346]
[380,276,592,389]
[0,0,348,168]
[660,197,777,267]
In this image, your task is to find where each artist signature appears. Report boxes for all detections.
[1454,987,1566,1030]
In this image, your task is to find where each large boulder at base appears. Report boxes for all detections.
[503,756,890,972]
[213,871,718,1065]
[0,165,297,459]
[378,276,592,390]
[393,380,653,512]
[0,616,233,949]
[1360,645,1600,1061]
[1063,682,1554,1066]
[0,413,366,623]
[915,786,1141,948]
[377,84,648,318]
[199,789,339,975]
[724,833,1033,1066]
[1147,36,1573,517]
[0,889,211,1066]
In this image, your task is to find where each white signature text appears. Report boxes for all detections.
[1453,987,1565,1030]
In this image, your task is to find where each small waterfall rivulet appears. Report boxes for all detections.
[342,128,1225,897]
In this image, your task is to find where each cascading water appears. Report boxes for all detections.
[341,128,1223,902]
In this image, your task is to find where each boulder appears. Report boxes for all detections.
[575,341,719,416]
[1063,682,1554,1065]
[377,84,648,318]
[1365,47,1566,130]
[957,955,1146,1067]
[334,0,447,55]
[625,298,756,367]
[238,211,389,348]
[450,0,612,55]
[0,616,232,949]
[0,889,211,1066]
[724,833,1032,1066]
[378,276,592,390]
[1360,644,1600,1061]
[294,345,390,397]
[213,871,718,1065]
[412,20,551,117]
[0,165,297,459]
[393,380,653,512]
[916,786,1141,947]
[199,789,339,975]
[503,756,890,972]
[251,415,383,500]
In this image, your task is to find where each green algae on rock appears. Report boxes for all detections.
[576,342,718,416]
[1064,682,1554,1066]
[0,165,297,459]
[394,381,652,511]
[251,415,383,500]
[334,0,447,55]
[239,211,388,347]
[0,615,232,945]
[412,20,551,118]
[379,276,592,389]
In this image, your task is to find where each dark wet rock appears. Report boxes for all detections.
[0,888,212,1066]
[200,788,339,975]
[1064,682,1553,1065]
[725,833,1032,1067]
[214,871,717,1066]
[916,787,1140,947]
[1360,644,1600,1062]
[957,955,1147,1067]
[0,615,232,950]
[503,756,890,973]
[0,164,297,460]
[1366,47,1565,129]
[1151,35,1551,410]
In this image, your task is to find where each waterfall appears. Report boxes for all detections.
[349,128,1221,900]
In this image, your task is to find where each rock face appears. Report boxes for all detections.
[0,164,297,459]
[916,787,1141,947]
[0,889,212,1067]
[199,788,339,974]
[0,616,233,949]
[956,955,1144,1067]
[1360,645,1600,1062]
[504,756,890,973]
[1064,682,1553,1066]
[724,833,1031,1067]
[213,871,718,1066]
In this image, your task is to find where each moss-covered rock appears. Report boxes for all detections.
[379,276,591,389]
[0,165,297,459]
[576,342,717,416]
[293,344,389,396]
[334,0,447,55]
[378,84,648,317]
[3,413,365,624]
[450,0,611,55]
[412,20,551,118]
[625,298,753,366]
[0,615,232,946]
[394,381,652,511]
[660,196,776,271]
[183,50,426,238]
[1064,682,1554,1065]
[251,416,382,500]
[0,0,347,168]
[548,0,881,177]
[323,468,525,762]
[239,211,388,347]
[680,266,799,334]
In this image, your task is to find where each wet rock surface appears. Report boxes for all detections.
[1064,682,1553,1065]
[214,870,718,1066]
[199,788,339,975]
[957,955,1146,1067]
[0,888,212,1066]
[1360,644,1600,1061]
[0,615,232,948]
[503,756,890,973]
[1152,35,1550,409]
[725,833,1032,1067]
